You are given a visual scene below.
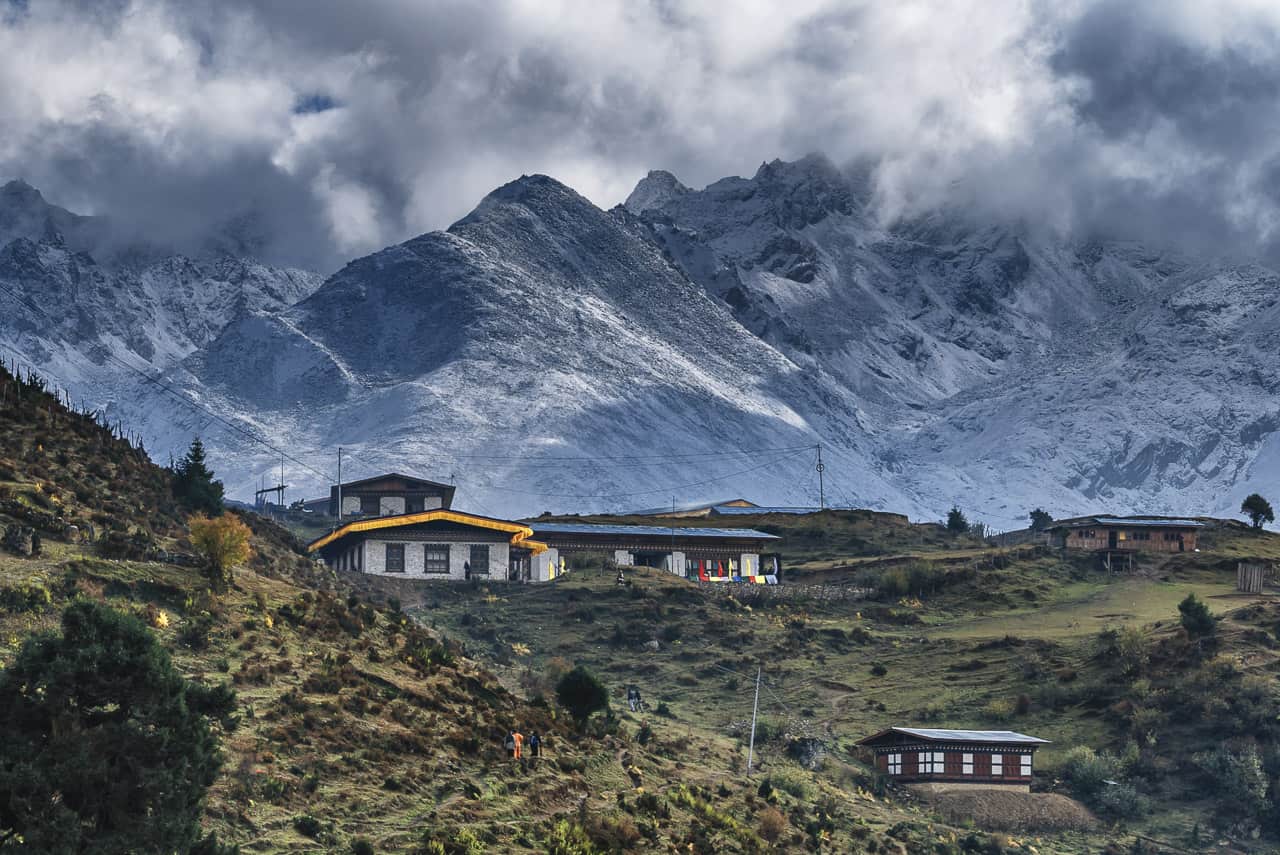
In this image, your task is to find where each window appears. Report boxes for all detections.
[1020,754,1032,777]
[424,544,450,574]
[360,495,379,515]
[962,753,974,775]
[918,751,944,774]
[384,543,405,573]
[887,753,902,775]
[992,754,1003,776]
[470,544,490,575]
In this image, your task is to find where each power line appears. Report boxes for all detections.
[488,447,814,500]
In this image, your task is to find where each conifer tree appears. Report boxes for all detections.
[173,437,225,515]
[0,601,236,853]
[946,506,968,534]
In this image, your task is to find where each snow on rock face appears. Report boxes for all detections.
[0,183,323,416]
[5,162,1280,527]
[623,170,691,215]
[153,172,907,517]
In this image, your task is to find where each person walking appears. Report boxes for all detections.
[529,731,541,763]
[512,728,524,761]
[504,731,515,759]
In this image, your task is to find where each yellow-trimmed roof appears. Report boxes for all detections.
[519,539,550,556]
[308,510,535,552]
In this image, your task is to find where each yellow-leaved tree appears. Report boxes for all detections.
[188,513,253,592]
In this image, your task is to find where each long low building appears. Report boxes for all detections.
[307,509,549,581]
[306,506,782,583]
[527,521,781,582]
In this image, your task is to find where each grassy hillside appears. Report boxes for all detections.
[0,361,1047,855]
[6,358,1280,853]
[411,518,1280,852]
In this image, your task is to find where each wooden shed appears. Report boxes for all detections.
[857,727,1049,792]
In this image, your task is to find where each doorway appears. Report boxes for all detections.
[1108,530,1118,549]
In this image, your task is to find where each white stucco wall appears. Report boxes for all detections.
[613,549,634,566]
[358,538,509,580]
[532,548,560,582]
[666,551,686,576]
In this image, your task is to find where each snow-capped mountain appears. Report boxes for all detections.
[3,161,1278,526]
[0,179,322,411]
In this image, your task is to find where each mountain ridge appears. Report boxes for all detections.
[1,162,1277,527]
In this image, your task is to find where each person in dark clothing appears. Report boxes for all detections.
[504,730,515,758]
[528,732,541,762]
[464,560,471,581]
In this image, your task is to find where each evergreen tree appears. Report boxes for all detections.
[0,601,236,853]
[173,437,225,515]
[946,506,968,534]
[1240,493,1274,529]
[1178,593,1215,639]
[1029,508,1054,531]
[555,665,609,727]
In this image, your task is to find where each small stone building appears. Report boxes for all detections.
[1048,517,1203,554]
[319,472,457,518]
[307,510,547,581]
[857,727,1049,792]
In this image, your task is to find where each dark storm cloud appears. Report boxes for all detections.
[5,0,1280,272]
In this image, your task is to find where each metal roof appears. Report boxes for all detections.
[1054,517,1205,529]
[1091,517,1204,528]
[528,522,780,540]
[711,505,822,515]
[629,498,756,515]
[885,727,1049,744]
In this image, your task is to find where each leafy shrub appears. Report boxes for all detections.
[870,662,887,677]
[556,666,609,726]
[351,838,375,855]
[758,806,787,842]
[292,814,325,839]
[0,583,52,612]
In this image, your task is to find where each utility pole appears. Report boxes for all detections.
[747,665,762,775]
[670,496,676,575]
[336,446,343,529]
[816,445,826,511]
[280,454,286,515]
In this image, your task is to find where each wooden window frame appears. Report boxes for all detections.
[992,753,1003,776]
[1020,754,1032,777]
[470,544,491,576]
[384,543,405,573]
[424,543,450,574]
[962,752,974,775]
[887,753,901,774]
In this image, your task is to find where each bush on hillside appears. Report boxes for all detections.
[556,665,609,727]
[0,601,236,853]
[190,513,253,592]
[1178,594,1216,639]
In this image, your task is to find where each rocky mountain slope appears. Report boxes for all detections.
[3,161,1279,525]
[0,179,322,426]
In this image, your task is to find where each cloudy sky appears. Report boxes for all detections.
[4,0,1280,272]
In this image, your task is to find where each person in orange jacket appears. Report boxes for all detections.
[512,729,524,760]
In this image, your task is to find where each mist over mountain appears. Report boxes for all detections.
[1,159,1277,528]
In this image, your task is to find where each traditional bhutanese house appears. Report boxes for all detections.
[307,510,548,582]
[857,727,1050,792]
[1047,517,1204,554]
[310,472,457,518]
[526,521,781,582]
